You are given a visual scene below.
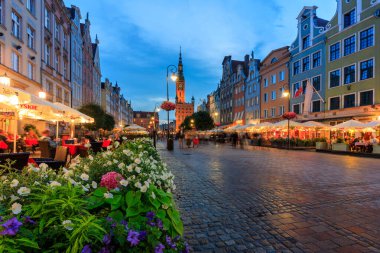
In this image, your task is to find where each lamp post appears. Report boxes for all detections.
[166,65,177,150]
[152,105,160,148]
[282,85,291,150]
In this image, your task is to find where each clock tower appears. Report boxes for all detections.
[176,47,185,103]
[174,47,194,132]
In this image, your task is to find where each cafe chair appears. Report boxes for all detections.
[34,146,68,170]
[0,152,30,171]
[38,141,55,158]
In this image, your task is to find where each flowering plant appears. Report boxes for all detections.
[0,138,188,252]
[282,112,297,120]
[160,101,176,111]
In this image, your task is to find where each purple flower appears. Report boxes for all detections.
[98,247,110,253]
[174,235,181,242]
[155,243,165,253]
[102,234,111,245]
[0,216,3,222]
[182,242,190,253]
[23,216,36,225]
[147,220,156,227]
[166,235,177,249]
[127,230,140,246]
[156,219,163,229]
[146,211,155,220]
[81,245,92,253]
[106,217,113,222]
[139,231,147,241]
[120,220,128,230]
[0,217,23,236]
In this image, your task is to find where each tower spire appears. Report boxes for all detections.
[177,46,184,79]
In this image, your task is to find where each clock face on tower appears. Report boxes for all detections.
[178,83,183,90]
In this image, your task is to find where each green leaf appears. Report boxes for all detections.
[93,187,107,197]
[108,210,124,222]
[87,196,105,209]
[126,206,141,217]
[15,238,40,249]
[125,191,141,207]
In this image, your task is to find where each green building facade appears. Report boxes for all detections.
[324,0,380,124]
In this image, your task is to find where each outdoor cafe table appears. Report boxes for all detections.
[25,139,38,146]
[65,144,84,156]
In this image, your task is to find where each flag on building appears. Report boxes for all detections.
[303,80,313,115]
[294,85,303,98]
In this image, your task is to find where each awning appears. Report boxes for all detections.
[54,102,94,123]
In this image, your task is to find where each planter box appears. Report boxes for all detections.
[373,145,380,154]
[316,142,328,150]
[332,143,350,152]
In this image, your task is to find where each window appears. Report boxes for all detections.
[344,94,356,108]
[11,11,21,39]
[360,59,374,80]
[27,26,35,49]
[27,62,34,80]
[330,42,340,61]
[55,53,60,71]
[271,90,276,100]
[293,82,300,97]
[279,71,285,81]
[271,108,276,117]
[0,0,3,24]
[271,74,276,84]
[264,93,268,102]
[293,104,300,114]
[55,22,60,40]
[330,97,340,110]
[263,78,268,87]
[302,56,310,72]
[279,106,285,116]
[360,27,374,50]
[44,43,51,65]
[329,70,341,88]
[11,52,20,72]
[312,100,321,112]
[344,35,356,56]
[302,36,310,50]
[343,65,356,84]
[63,33,67,49]
[293,61,300,75]
[26,0,35,15]
[344,9,356,28]
[312,51,321,68]
[360,90,374,106]
[312,76,321,91]
[264,110,268,118]
[44,7,50,29]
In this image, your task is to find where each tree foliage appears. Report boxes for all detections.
[78,103,115,131]
[180,111,214,131]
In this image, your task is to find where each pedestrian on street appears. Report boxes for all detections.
[178,131,184,149]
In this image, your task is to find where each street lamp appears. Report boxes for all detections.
[0,73,10,87]
[282,85,291,150]
[166,64,177,150]
[38,91,47,99]
[152,104,160,148]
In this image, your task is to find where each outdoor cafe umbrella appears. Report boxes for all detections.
[332,119,366,129]
[124,124,146,131]
[301,121,331,128]
[364,120,380,128]
[272,120,303,128]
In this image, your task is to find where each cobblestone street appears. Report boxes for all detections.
[158,142,380,253]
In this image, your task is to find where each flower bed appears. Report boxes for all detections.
[0,138,188,252]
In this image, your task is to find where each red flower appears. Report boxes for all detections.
[282,112,297,120]
[100,172,124,190]
[160,101,176,111]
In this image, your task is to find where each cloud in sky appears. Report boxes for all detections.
[68,0,337,120]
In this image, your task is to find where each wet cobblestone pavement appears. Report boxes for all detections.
[158,142,380,253]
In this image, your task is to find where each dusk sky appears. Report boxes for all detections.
[67,0,337,121]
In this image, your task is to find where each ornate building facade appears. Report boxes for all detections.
[80,13,93,105]
[175,49,194,132]
[244,53,261,124]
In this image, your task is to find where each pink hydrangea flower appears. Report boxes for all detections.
[100,172,124,190]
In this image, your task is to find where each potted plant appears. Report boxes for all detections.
[315,137,328,150]
[332,137,350,151]
[161,101,176,151]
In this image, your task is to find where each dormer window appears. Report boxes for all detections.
[302,35,310,50]
[271,57,278,64]
[344,9,356,28]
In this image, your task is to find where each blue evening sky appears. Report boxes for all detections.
[67,0,337,121]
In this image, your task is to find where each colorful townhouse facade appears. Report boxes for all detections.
[232,56,248,125]
[289,6,329,119]
[324,0,380,124]
[260,46,290,123]
[244,53,261,124]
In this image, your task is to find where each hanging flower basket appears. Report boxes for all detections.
[282,112,297,120]
[160,101,176,111]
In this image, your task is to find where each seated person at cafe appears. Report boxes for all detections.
[25,129,39,151]
[84,131,95,142]
[40,129,57,154]
[0,129,9,153]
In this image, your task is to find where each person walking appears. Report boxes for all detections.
[178,131,184,149]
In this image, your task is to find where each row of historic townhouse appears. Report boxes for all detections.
[209,0,380,126]
[0,0,132,123]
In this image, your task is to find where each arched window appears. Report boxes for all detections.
[271,57,278,64]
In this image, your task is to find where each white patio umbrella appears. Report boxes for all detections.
[124,124,146,131]
[225,124,242,132]
[364,120,380,128]
[272,120,303,128]
[301,121,331,129]
[332,120,366,129]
